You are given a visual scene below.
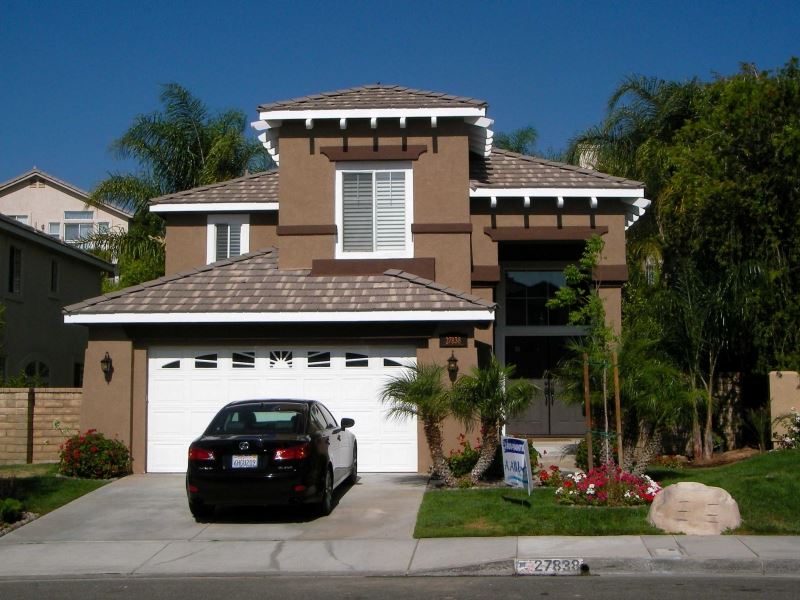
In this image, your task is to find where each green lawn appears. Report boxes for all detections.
[0,463,109,517]
[414,450,800,538]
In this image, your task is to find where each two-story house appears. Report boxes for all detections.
[0,168,131,245]
[0,214,113,386]
[64,85,648,474]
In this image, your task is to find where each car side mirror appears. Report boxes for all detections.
[340,418,355,429]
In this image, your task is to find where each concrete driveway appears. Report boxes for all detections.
[0,472,427,544]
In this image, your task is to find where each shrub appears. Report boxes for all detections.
[575,433,617,471]
[59,429,132,479]
[554,464,661,506]
[447,434,539,480]
[774,409,800,450]
[537,464,564,487]
[0,498,24,524]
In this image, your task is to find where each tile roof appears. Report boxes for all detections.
[64,248,494,316]
[0,213,114,272]
[149,170,278,205]
[258,84,487,112]
[470,149,643,189]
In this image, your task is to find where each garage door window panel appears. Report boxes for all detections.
[345,352,369,367]
[194,353,218,369]
[232,351,255,368]
[161,360,181,369]
[269,350,293,369]
[308,351,331,368]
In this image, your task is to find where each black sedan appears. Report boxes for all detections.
[186,399,357,520]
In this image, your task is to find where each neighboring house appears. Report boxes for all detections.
[0,168,131,245]
[0,214,113,386]
[64,85,649,474]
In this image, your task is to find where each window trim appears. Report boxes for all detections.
[206,214,249,264]
[8,245,22,295]
[334,161,414,259]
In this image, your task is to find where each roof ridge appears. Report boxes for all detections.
[149,170,278,205]
[383,269,496,309]
[489,148,642,186]
[63,247,277,313]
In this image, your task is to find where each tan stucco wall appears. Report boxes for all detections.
[415,335,479,473]
[276,119,472,289]
[164,213,206,275]
[770,371,799,444]
[0,179,129,236]
[0,388,82,465]
[80,329,134,450]
[164,212,279,275]
[0,230,104,386]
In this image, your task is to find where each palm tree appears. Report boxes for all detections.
[86,83,271,285]
[451,357,536,484]
[565,75,701,239]
[494,126,538,155]
[380,363,457,486]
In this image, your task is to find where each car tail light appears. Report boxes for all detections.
[188,446,215,461]
[187,484,199,493]
[274,443,309,461]
[293,484,307,492]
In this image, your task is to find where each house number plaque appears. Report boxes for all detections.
[439,333,468,348]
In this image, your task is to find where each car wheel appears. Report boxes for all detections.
[348,444,358,485]
[318,467,333,516]
[189,499,214,522]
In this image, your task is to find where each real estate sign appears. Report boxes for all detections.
[501,436,533,495]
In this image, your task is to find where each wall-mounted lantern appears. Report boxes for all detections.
[446,351,459,383]
[100,352,113,383]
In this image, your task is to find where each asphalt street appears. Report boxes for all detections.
[1,575,798,600]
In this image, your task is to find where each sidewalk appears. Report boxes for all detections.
[1,534,798,577]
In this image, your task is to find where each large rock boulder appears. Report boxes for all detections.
[648,481,741,535]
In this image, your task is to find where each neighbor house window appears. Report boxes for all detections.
[24,360,49,385]
[8,246,22,294]
[9,215,28,225]
[48,222,61,237]
[64,211,93,220]
[50,259,59,294]
[206,214,249,263]
[64,222,94,244]
[336,162,413,258]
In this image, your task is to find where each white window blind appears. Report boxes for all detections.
[215,223,241,261]
[342,170,406,253]
[375,171,406,250]
[342,172,374,252]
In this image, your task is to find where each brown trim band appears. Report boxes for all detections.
[592,264,629,283]
[471,265,501,283]
[483,226,609,241]
[311,257,435,280]
[411,223,472,234]
[277,225,337,236]
[320,145,427,161]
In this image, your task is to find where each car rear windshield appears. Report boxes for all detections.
[207,404,306,435]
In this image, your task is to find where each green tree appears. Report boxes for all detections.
[88,83,271,287]
[494,126,538,155]
[451,357,536,484]
[380,363,457,486]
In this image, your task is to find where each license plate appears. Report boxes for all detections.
[515,558,584,576]
[231,455,258,469]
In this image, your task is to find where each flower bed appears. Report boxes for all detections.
[547,464,661,507]
[774,408,800,449]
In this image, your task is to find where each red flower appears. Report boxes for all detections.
[564,480,574,489]
[549,465,560,471]
[91,446,98,453]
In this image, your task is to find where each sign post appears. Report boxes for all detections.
[501,436,534,496]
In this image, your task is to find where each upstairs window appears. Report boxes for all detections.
[505,270,569,327]
[48,222,61,238]
[336,162,413,258]
[64,211,94,220]
[9,215,28,225]
[64,222,94,245]
[207,215,249,263]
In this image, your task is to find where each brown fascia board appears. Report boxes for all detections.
[411,223,472,234]
[277,225,337,236]
[484,226,609,242]
[592,264,629,283]
[471,265,501,283]
[311,257,435,280]
[320,145,427,162]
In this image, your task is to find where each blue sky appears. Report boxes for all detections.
[1,1,798,191]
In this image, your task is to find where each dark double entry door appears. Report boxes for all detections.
[504,336,586,437]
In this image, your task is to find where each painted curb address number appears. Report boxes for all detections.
[515,558,584,576]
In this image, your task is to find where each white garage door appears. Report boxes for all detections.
[147,346,417,473]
